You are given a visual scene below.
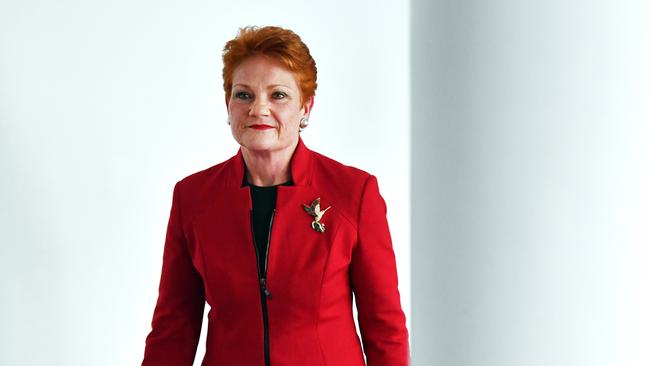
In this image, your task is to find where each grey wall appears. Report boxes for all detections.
[411,1,650,365]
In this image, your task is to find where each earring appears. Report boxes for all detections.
[226,118,231,125]
[299,117,309,129]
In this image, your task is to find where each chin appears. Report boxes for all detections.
[240,136,279,152]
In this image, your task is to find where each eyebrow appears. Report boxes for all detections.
[232,83,292,89]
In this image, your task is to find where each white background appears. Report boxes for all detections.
[0,1,410,365]
[3,0,650,366]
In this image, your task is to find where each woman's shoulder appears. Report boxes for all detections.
[179,157,234,186]
[310,149,372,182]
[309,150,380,227]
[169,155,240,209]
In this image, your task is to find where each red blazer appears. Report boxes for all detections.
[142,137,410,366]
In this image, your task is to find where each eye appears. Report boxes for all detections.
[272,91,288,100]
[234,91,252,100]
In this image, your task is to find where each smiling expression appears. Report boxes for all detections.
[226,54,312,154]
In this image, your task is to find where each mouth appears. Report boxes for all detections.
[248,124,274,130]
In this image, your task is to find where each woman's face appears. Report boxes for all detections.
[227,54,312,155]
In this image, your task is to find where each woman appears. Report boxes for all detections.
[141,26,410,366]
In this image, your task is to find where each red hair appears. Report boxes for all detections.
[222,26,317,105]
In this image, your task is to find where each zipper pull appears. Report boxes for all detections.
[260,278,272,299]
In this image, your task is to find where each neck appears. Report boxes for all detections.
[241,140,298,187]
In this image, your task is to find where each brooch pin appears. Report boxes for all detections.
[303,197,331,233]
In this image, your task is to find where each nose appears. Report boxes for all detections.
[249,96,270,117]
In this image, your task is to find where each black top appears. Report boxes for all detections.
[243,178,294,276]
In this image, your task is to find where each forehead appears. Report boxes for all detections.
[231,55,299,89]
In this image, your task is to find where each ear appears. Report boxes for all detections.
[225,94,230,113]
[302,96,314,118]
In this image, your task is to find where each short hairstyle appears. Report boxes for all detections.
[222,26,317,105]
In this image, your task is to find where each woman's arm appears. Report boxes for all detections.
[350,175,410,366]
[142,181,205,366]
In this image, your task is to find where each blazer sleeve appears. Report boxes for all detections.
[350,175,410,366]
[142,181,206,366]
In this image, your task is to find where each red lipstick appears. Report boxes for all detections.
[249,124,274,130]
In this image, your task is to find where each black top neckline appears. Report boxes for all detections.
[241,174,295,188]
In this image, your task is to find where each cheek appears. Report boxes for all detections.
[275,105,302,124]
[228,103,247,119]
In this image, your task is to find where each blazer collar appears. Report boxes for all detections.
[225,136,314,188]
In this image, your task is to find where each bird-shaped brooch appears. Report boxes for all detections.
[303,197,331,233]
